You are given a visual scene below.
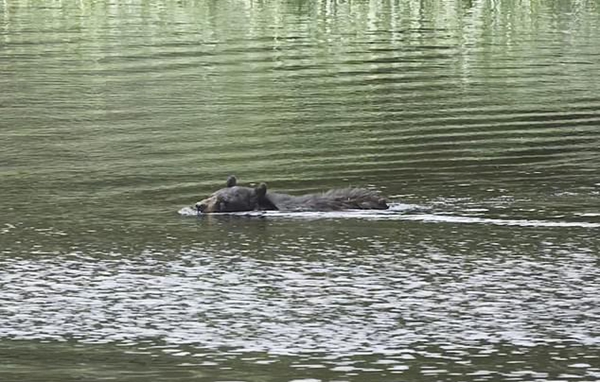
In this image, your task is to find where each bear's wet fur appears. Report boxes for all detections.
[195,176,388,213]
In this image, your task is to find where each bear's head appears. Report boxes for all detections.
[195,176,269,213]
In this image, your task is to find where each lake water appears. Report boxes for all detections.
[1,0,599,381]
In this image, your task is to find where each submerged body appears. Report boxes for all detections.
[264,188,388,211]
[196,176,388,213]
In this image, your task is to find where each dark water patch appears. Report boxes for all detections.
[1,340,598,382]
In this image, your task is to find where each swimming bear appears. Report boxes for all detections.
[195,176,389,213]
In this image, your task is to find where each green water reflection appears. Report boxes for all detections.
[1,1,599,381]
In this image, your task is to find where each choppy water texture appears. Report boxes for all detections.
[1,1,599,381]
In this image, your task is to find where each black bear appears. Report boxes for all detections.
[195,176,389,213]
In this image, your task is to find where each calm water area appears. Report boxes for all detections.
[1,0,599,381]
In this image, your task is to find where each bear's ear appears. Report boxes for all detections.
[255,183,267,198]
[226,175,237,187]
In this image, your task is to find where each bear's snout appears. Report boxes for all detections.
[195,201,209,213]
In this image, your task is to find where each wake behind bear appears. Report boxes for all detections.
[195,176,389,213]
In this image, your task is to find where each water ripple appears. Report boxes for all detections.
[179,203,600,228]
[0,242,598,379]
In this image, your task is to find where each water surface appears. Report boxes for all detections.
[1,0,599,381]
